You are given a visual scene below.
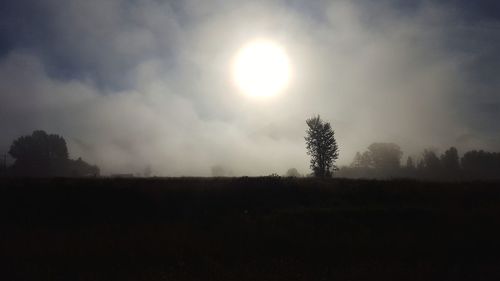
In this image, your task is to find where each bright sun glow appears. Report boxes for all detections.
[232,40,291,98]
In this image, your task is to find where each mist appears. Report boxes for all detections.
[1,0,499,176]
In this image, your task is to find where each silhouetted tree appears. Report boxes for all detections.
[305,115,339,177]
[367,143,402,171]
[406,156,415,170]
[422,150,441,169]
[441,147,460,174]
[9,130,69,176]
[285,168,301,177]
[420,149,441,178]
[8,130,99,177]
[461,150,500,179]
[68,157,100,177]
[10,130,68,163]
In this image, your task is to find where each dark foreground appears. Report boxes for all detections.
[1,178,500,280]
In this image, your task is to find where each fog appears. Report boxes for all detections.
[1,0,499,175]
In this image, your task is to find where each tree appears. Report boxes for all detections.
[440,147,460,173]
[8,130,99,177]
[9,130,68,164]
[421,149,441,178]
[68,157,100,177]
[461,150,500,179]
[9,130,69,176]
[305,115,339,177]
[351,151,373,169]
[285,168,301,177]
[406,156,415,170]
[367,143,403,171]
[351,152,362,168]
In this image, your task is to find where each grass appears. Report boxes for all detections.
[1,177,500,280]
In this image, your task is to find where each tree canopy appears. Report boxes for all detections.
[8,130,99,177]
[367,143,402,171]
[305,115,339,177]
[9,130,68,164]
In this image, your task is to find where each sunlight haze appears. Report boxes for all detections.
[232,40,291,98]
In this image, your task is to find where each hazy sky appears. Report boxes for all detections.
[1,0,500,175]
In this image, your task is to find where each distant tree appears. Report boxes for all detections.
[359,151,373,168]
[461,150,500,179]
[285,168,301,177]
[367,143,402,171]
[349,151,374,178]
[351,152,372,168]
[68,157,100,177]
[416,158,425,171]
[441,147,460,172]
[351,152,363,168]
[422,149,441,177]
[305,115,339,177]
[406,156,415,170]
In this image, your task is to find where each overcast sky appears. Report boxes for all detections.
[1,0,500,176]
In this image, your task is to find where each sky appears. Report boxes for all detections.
[1,0,500,176]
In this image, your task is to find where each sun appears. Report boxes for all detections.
[232,39,291,98]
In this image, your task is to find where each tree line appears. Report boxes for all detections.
[337,143,500,180]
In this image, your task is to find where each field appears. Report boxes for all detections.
[1,177,500,280]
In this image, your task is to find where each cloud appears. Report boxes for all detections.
[1,0,500,175]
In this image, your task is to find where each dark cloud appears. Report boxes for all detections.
[0,0,186,89]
